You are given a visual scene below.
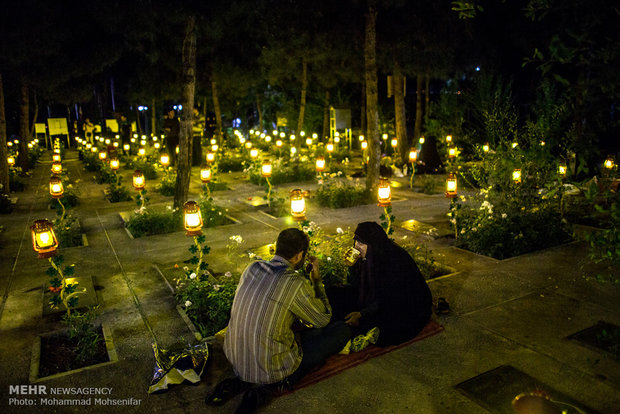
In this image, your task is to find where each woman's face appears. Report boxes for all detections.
[355,240,368,258]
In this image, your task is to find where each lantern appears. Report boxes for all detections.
[91,147,97,153]
[245,142,252,149]
[99,150,107,160]
[448,147,456,159]
[52,153,61,162]
[183,201,203,236]
[210,138,217,145]
[200,166,212,183]
[86,143,92,149]
[326,143,334,153]
[315,157,326,172]
[446,135,452,143]
[408,148,418,163]
[482,143,490,152]
[311,133,317,139]
[113,142,119,148]
[358,135,365,141]
[250,149,259,159]
[604,157,615,170]
[105,139,111,145]
[175,146,179,154]
[290,189,306,221]
[540,141,546,146]
[51,162,62,175]
[377,178,391,207]
[31,219,59,258]
[206,152,215,163]
[334,136,340,143]
[211,144,219,152]
[289,134,295,141]
[261,160,272,178]
[133,170,145,190]
[276,140,283,147]
[512,169,522,184]
[390,138,398,148]
[7,156,15,167]
[512,142,518,149]
[445,173,457,198]
[290,147,297,155]
[306,138,313,146]
[558,163,567,177]
[123,143,130,151]
[239,137,246,144]
[300,131,306,137]
[49,177,64,199]
[419,137,425,144]
[361,141,368,150]
[110,158,120,171]
[160,154,170,167]
[265,136,272,143]
[382,133,388,141]
[138,147,146,156]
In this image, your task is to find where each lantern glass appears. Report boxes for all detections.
[316,157,326,172]
[326,143,334,153]
[334,136,340,143]
[160,154,170,167]
[250,149,259,159]
[212,144,219,152]
[138,148,146,156]
[276,140,283,147]
[409,149,417,163]
[206,152,215,163]
[446,135,452,143]
[512,169,522,184]
[52,154,61,162]
[558,164,567,176]
[31,219,58,257]
[448,147,456,158]
[604,158,614,169]
[390,139,398,148]
[51,162,62,174]
[446,173,457,198]
[49,177,64,198]
[99,151,107,160]
[110,158,120,171]
[419,137,425,144]
[200,166,212,183]
[245,142,252,149]
[377,178,391,206]
[306,138,313,146]
[483,143,490,152]
[123,144,130,151]
[261,160,272,177]
[133,170,145,190]
[184,201,203,236]
[361,141,368,150]
[8,156,15,166]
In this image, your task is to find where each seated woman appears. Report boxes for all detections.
[332,221,433,347]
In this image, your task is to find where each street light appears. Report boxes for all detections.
[448,147,456,159]
[133,170,145,190]
[361,141,368,150]
[445,173,457,198]
[558,163,567,177]
[446,135,452,143]
[290,189,306,221]
[31,219,59,258]
[390,138,398,149]
[604,157,615,170]
[183,201,203,236]
[377,178,391,207]
[419,136,425,144]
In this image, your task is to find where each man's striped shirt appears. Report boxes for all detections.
[223,256,331,384]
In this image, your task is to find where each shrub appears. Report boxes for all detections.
[248,159,315,185]
[305,223,354,288]
[106,176,132,203]
[0,193,13,214]
[54,215,83,248]
[218,153,248,172]
[198,198,233,227]
[126,208,182,238]
[315,178,372,208]
[97,163,117,184]
[157,173,176,196]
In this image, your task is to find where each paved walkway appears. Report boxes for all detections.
[0,150,618,413]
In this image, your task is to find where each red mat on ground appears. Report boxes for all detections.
[280,319,444,395]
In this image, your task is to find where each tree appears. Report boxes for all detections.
[0,73,8,195]
[365,2,381,192]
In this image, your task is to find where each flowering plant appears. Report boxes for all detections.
[303,223,354,287]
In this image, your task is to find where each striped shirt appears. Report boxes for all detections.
[223,255,332,384]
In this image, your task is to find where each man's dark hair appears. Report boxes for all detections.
[275,228,309,260]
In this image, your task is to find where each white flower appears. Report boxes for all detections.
[501,213,507,219]
[303,226,309,233]
[480,200,493,214]
[248,252,256,259]
[166,205,172,210]
[459,195,467,202]
[183,266,189,271]
[472,227,478,232]
[336,227,344,234]
[229,235,243,244]
[327,257,332,261]
[189,273,197,279]
[224,271,232,278]
[461,228,466,234]
[402,235,408,239]
[213,284,221,291]
[185,300,192,307]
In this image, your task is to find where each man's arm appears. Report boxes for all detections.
[290,256,331,328]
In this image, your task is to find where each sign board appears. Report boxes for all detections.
[47,118,69,136]
[105,119,119,133]
[35,123,47,134]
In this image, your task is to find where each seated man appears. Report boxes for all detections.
[208,228,351,413]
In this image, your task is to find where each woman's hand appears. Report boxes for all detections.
[345,311,362,326]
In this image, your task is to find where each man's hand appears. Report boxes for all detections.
[345,311,362,326]
[307,255,321,282]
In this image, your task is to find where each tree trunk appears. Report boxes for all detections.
[135,106,142,135]
[173,15,196,209]
[18,77,29,173]
[151,98,156,137]
[322,89,330,142]
[256,93,263,132]
[393,59,407,164]
[424,74,430,124]
[361,80,366,136]
[211,73,223,144]
[364,3,380,191]
[296,58,308,148]
[29,89,38,139]
[0,73,9,195]
[413,75,424,145]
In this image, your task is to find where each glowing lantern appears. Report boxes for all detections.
[133,170,145,190]
[359,135,365,141]
[138,148,146,156]
[91,147,97,153]
[512,142,518,149]
[446,135,452,143]
[239,137,246,144]
[326,143,334,153]
[445,173,457,198]
[51,162,62,175]
[483,143,490,152]
[160,154,170,167]
[49,177,64,199]
[408,149,418,163]
[290,135,295,141]
[361,141,368,150]
[212,144,219,152]
[265,136,272,143]
[113,142,119,148]
[175,146,179,154]
[99,150,107,160]
[52,153,61,162]
[200,166,212,183]
[290,147,297,155]
[261,160,272,178]
[31,219,59,258]
[540,141,546,146]
[140,140,146,146]
[377,178,391,207]
[206,152,215,163]
[105,139,111,145]
[110,158,120,171]
[272,130,278,136]
[448,147,456,159]
[334,136,340,143]
[512,169,522,184]
[315,157,326,172]
[86,143,92,149]
[250,149,259,159]
[306,138,313,146]
[419,137,425,144]
[390,138,398,148]
[245,142,252,149]
[604,157,614,170]
[7,156,15,167]
[558,163,567,177]
[210,139,217,145]
[276,140,283,147]
[123,144,130,151]
[131,138,136,143]
[290,189,306,221]
[382,133,388,141]
[183,201,203,236]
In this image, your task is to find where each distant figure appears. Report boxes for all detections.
[83,118,95,144]
[192,107,204,166]
[162,109,180,165]
[120,114,131,155]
